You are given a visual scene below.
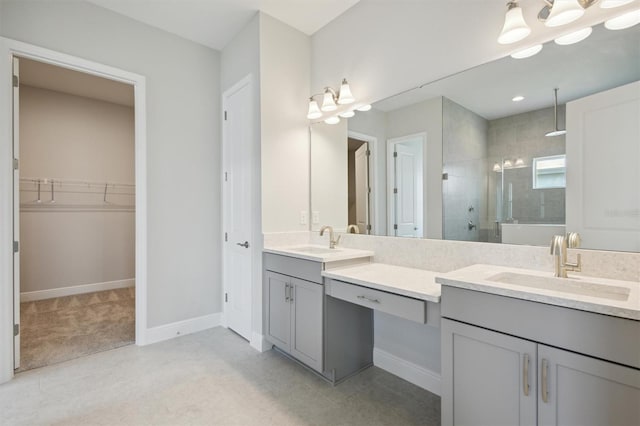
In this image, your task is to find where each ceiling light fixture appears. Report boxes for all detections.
[512,95,525,102]
[546,88,567,137]
[498,2,532,44]
[554,26,593,44]
[307,78,361,121]
[600,0,634,8]
[511,44,543,59]
[604,8,640,29]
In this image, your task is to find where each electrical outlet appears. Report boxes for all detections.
[300,211,308,225]
[312,211,320,224]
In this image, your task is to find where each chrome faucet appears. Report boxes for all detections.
[550,232,582,278]
[346,224,360,234]
[319,225,341,249]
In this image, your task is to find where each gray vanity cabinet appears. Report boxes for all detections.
[442,286,640,426]
[265,271,291,350]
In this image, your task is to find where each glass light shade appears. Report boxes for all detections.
[512,95,525,102]
[600,0,634,8]
[493,163,502,172]
[545,0,585,27]
[306,100,322,119]
[515,158,525,167]
[605,9,640,29]
[337,79,355,105]
[324,116,340,125]
[503,159,513,168]
[498,3,531,44]
[356,104,372,111]
[339,110,355,118]
[321,90,337,111]
[555,27,592,45]
[511,44,543,59]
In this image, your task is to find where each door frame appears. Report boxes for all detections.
[348,131,377,235]
[221,74,258,346]
[386,133,426,237]
[0,37,148,384]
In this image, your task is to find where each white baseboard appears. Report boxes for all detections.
[250,332,272,352]
[20,278,135,302]
[373,348,441,396]
[142,312,222,346]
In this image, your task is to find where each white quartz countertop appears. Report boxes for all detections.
[263,245,373,263]
[322,263,441,303]
[436,264,640,320]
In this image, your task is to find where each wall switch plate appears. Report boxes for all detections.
[312,211,320,224]
[300,211,308,225]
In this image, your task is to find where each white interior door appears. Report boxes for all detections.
[12,57,20,370]
[394,142,421,238]
[222,77,253,341]
[354,143,369,234]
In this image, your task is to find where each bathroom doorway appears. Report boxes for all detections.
[14,56,136,372]
[347,137,371,234]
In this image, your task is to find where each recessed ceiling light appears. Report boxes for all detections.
[605,9,640,30]
[555,27,593,45]
[511,44,543,59]
[512,95,525,102]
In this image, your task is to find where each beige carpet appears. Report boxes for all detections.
[18,287,135,372]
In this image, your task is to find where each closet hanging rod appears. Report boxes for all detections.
[19,177,135,189]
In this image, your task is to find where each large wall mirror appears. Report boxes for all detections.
[310,23,640,252]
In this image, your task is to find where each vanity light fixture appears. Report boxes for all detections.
[514,158,526,167]
[493,163,503,172]
[543,0,587,27]
[307,77,360,121]
[554,26,593,44]
[600,0,634,8]
[324,116,341,125]
[498,2,531,44]
[356,104,372,112]
[546,88,567,137]
[512,95,525,102]
[604,8,640,29]
[511,44,543,59]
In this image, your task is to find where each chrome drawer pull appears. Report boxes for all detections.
[523,353,530,396]
[357,295,380,304]
[541,358,549,403]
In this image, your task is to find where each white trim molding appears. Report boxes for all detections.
[0,37,147,384]
[20,279,135,302]
[143,313,222,346]
[250,332,272,353]
[373,348,442,396]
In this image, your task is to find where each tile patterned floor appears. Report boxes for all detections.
[2,327,441,425]
[18,287,135,371]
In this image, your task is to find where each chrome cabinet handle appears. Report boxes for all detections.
[523,353,530,396]
[357,295,380,304]
[285,283,290,302]
[236,241,249,248]
[541,358,549,403]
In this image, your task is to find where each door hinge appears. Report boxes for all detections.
[224,111,227,121]
[224,232,228,242]
[12,75,19,88]
[442,172,449,180]
[393,151,398,158]
[13,158,19,170]
[366,149,371,156]
[394,224,398,230]
[14,324,19,336]
[366,224,372,231]
[224,172,228,182]
[225,293,228,303]
[13,241,19,253]
[393,188,398,194]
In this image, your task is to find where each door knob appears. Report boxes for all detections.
[236,241,249,248]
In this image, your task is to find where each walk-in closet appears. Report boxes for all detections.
[15,57,135,371]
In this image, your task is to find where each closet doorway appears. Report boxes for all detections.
[14,57,136,372]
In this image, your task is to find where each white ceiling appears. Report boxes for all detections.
[374,23,640,120]
[87,0,361,50]
[19,58,134,107]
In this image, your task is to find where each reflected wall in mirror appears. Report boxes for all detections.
[310,23,640,252]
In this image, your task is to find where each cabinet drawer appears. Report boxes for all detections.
[264,253,323,284]
[326,279,426,323]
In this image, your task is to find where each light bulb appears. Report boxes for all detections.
[554,27,592,45]
[511,44,543,59]
[545,0,585,27]
[337,79,355,105]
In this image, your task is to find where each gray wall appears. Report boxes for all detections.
[442,97,488,242]
[487,106,566,226]
[1,0,222,327]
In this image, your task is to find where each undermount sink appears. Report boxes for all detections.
[290,246,340,255]
[487,272,631,302]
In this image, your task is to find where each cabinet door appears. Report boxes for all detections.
[442,319,537,426]
[265,271,291,352]
[538,344,640,426]
[290,277,323,373]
